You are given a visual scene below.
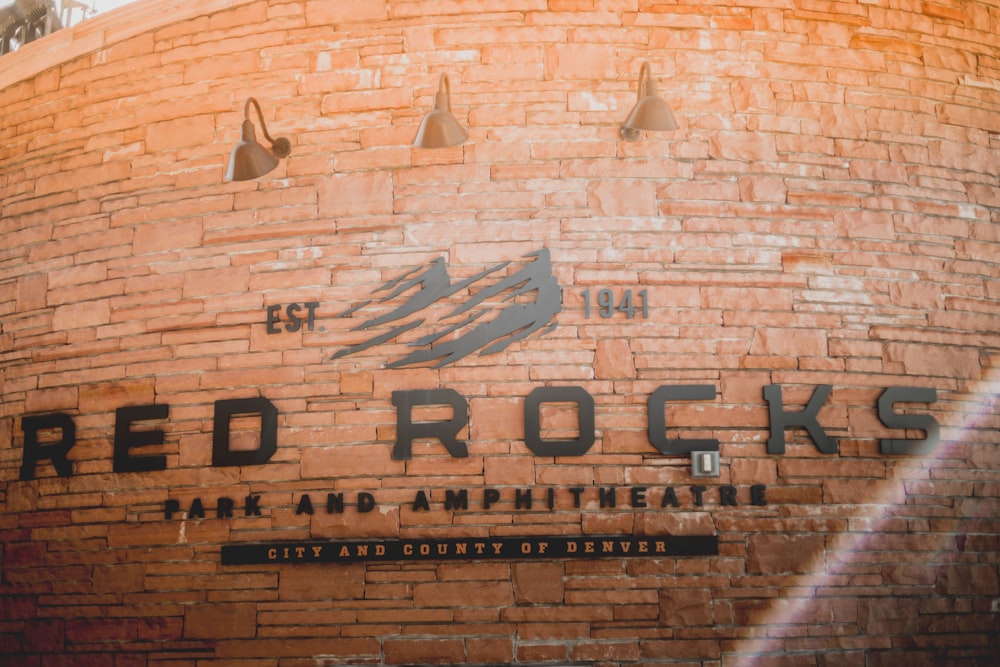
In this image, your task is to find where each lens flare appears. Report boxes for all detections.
[728,368,1000,664]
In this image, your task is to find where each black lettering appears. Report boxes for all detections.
[20,413,75,480]
[877,387,939,455]
[515,488,532,509]
[524,386,595,456]
[751,484,767,506]
[547,487,555,510]
[164,499,180,520]
[720,485,737,506]
[327,493,344,513]
[357,492,375,512]
[282,302,319,333]
[569,487,584,508]
[411,490,430,511]
[647,385,720,454]
[266,304,281,334]
[113,404,168,473]
[244,494,262,516]
[691,485,706,507]
[661,487,680,507]
[391,389,469,459]
[483,488,501,509]
[445,489,468,510]
[599,487,616,508]
[212,398,278,467]
[631,486,647,508]
[304,302,319,331]
[189,498,206,519]
[284,303,304,332]
[296,494,314,515]
[764,384,837,454]
[217,497,234,518]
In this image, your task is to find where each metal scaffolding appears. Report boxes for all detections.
[1,0,96,56]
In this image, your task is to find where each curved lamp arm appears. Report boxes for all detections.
[637,61,656,98]
[244,97,291,158]
[434,73,452,112]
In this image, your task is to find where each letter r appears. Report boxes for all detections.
[20,413,76,480]
[392,389,469,459]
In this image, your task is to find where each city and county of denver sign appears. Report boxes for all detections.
[222,535,720,565]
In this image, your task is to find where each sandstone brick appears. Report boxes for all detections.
[215,637,380,659]
[921,2,965,21]
[516,642,568,662]
[641,638,722,659]
[739,175,786,203]
[939,564,1000,596]
[16,273,48,311]
[278,563,365,600]
[300,443,402,479]
[414,580,514,608]
[22,618,65,652]
[594,338,636,380]
[730,458,778,484]
[183,602,256,640]
[383,638,465,664]
[483,455,536,485]
[339,371,373,394]
[512,562,565,604]
[709,132,778,161]
[35,161,131,197]
[24,386,79,413]
[858,597,920,635]
[587,178,658,216]
[182,267,250,297]
[747,534,826,574]
[659,587,713,626]
[66,618,136,643]
[466,637,514,664]
[319,170,393,218]
[307,0,387,24]
[78,379,156,412]
[546,43,617,80]
[750,327,828,357]
[92,563,146,594]
[47,262,107,290]
[883,342,980,378]
[52,299,111,329]
[145,115,216,153]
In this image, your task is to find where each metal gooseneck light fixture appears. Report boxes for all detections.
[620,61,677,141]
[413,73,468,149]
[225,97,292,181]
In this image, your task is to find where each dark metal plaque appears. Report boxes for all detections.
[221,534,718,565]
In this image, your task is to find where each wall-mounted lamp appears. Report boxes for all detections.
[620,62,677,141]
[225,97,292,181]
[413,73,468,149]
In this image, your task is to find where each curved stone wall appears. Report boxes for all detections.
[1,0,998,664]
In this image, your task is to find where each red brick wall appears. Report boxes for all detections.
[1,0,999,665]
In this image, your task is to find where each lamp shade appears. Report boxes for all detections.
[226,120,280,181]
[225,98,292,181]
[413,74,468,148]
[620,62,677,141]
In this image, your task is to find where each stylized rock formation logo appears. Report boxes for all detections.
[333,249,562,368]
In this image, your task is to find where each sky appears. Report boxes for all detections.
[50,0,134,28]
[90,0,136,14]
[93,0,134,9]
